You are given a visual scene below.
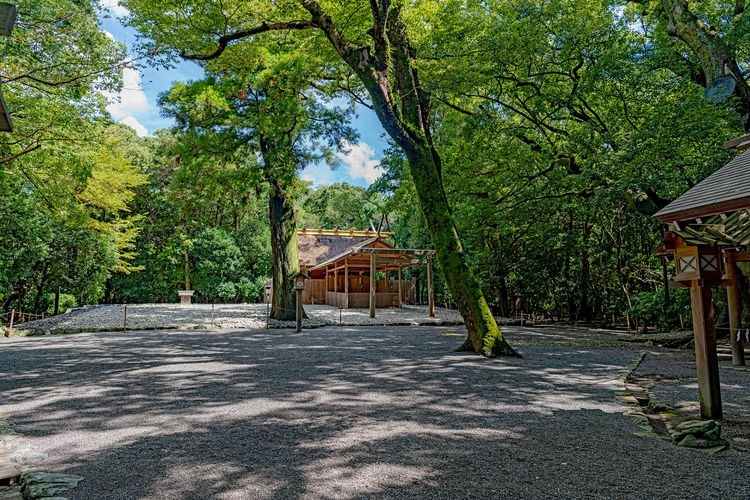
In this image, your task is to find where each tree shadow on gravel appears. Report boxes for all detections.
[0,326,747,499]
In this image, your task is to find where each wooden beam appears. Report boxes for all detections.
[397,265,402,308]
[734,251,750,262]
[670,278,733,288]
[297,228,394,237]
[355,248,436,255]
[689,280,723,419]
[724,132,750,150]
[344,260,349,310]
[427,256,435,318]
[370,253,376,318]
[370,257,424,264]
[725,251,746,366]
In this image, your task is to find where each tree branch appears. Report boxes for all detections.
[180,21,315,60]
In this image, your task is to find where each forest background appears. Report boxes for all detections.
[1,0,748,333]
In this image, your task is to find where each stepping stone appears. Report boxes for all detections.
[0,461,20,485]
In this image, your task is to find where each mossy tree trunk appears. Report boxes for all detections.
[659,0,750,130]
[303,0,518,356]
[268,178,301,320]
[406,145,519,356]
[260,135,304,321]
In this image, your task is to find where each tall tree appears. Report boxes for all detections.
[0,0,148,312]
[0,0,126,163]
[125,0,519,356]
[160,50,355,319]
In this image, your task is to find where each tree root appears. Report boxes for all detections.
[456,340,523,358]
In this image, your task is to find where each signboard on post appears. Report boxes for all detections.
[292,271,309,332]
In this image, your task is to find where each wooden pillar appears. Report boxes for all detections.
[295,289,302,333]
[725,251,746,366]
[689,281,722,419]
[369,254,376,318]
[427,256,435,317]
[397,266,402,308]
[344,260,349,310]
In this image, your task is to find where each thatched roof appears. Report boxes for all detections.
[298,234,383,268]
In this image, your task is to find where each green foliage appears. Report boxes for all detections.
[237,276,269,303]
[299,182,382,230]
[189,227,245,301]
[0,1,149,313]
[3,0,748,335]
[629,288,691,332]
[45,294,78,315]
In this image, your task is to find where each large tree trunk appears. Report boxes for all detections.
[406,142,519,357]
[33,261,49,313]
[660,0,750,129]
[268,180,302,321]
[302,0,518,356]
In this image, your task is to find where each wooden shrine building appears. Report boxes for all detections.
[295,229,436,318]
[654,133,750,420]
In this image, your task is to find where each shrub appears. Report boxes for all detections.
[45,293,78,315]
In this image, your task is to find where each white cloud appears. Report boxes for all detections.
[104,63,151,136]
[337,140,382,185]
[105,65,149,119]
[100,0,129,17]
[120,116,149,137]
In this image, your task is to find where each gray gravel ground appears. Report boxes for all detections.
[0,325,748,499]
[15,304,464,332]
[636,349,750,445]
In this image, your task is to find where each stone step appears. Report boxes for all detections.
[0,460,20,485]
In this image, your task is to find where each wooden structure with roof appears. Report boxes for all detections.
[654,133,750,420]
[295,229,436,318]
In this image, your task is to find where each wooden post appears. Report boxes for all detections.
[123,304,128,332]
[53,286,60,315]
[369,253,376,318]
[8,308,14,336]
[296,289,303,333]
[689,281,722,419]
[397,266,403,308]
[344,261,349,310]
[725,251,746,366]
[427,256,435,318]
[325,267,330,306]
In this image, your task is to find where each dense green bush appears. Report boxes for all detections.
[628,288,691,332]
[45,294,79,315]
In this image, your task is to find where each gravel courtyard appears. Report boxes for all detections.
[1,325,748,499]
[14,304,464,333]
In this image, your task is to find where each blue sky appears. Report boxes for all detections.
[98,1,389,188]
